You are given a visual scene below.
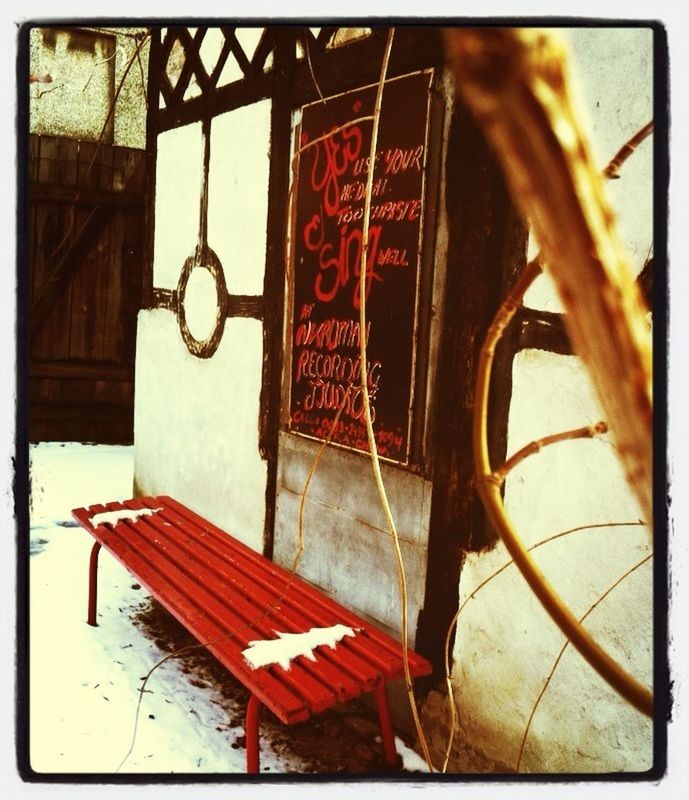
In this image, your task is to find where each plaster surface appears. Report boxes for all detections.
[133,310,266,551]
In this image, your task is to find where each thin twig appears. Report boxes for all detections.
[604,121,654,180]
[492,421,608,486]
[135,45,147,105]
[516,553,653,771]
[36,82,65,99]
[441,519,646,771]
[292,388,352,573]
[304,31,327,106]
[81,47,119,93]
[85,26,147,40]
[297,116,376,156]
[356,28,434,772]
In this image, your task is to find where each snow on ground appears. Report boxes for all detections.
[27,442,429,779]
[29,442,304,775]
[394,737,431,774]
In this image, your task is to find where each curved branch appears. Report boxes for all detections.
[473,278,652,715]
[440,519,646,771]
[492,421,608,486]
[516,553,653,770]
[604,121,654,180]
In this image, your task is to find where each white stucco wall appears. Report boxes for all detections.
[134,100,272,552]
[450,28,654,772]
[134,311,266,549]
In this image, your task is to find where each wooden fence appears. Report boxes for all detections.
[28,134,146,444]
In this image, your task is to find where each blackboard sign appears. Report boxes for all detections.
[288,71,433,464]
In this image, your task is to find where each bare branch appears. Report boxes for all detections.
[604,121,654,180]
[516,553,653,770]
[447,28,653,524]
[492,421,608,486]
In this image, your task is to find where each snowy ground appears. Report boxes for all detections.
[27,442,429,779]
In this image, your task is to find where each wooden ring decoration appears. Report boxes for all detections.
[174,118,230,359]
[176,244,228,359]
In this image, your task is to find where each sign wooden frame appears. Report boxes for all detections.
[285,69,435,466]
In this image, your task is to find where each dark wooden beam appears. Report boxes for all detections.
[517,306,573,355]
[516,255,652,356]
[142,27,161,310]
[259,30,295,560]
[227,294,264,319]
[29,402,132,422]
[415,98,527,684]
[150,287,176,311]
[157,70,274,132]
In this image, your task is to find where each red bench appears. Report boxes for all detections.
[72,495,432,773]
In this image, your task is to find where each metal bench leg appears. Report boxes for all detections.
[245,694,262,774]
[374,682,398,767]
[87,542,102,627]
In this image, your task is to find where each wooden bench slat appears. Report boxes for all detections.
[159,495,429,678]
[147,501,394,688]
[116,509,340,716]
[73,507,310,723]
[138,509,369,701]
[125,508,355,710]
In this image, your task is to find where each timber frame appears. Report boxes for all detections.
[141,23,590,682]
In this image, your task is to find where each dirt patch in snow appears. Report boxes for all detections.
[132,598,422,775]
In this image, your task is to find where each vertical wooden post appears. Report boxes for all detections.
[142,27,161,311]
[260,31,295,560]
[414,99,527,684]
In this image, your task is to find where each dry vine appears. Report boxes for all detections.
[446,28,653,522]
[436,27,653,765]
[516,552,653,770]
[355,28,435,772]
[440,520,646,771]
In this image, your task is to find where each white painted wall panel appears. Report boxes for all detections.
[208,101,271,295]
[137,100,275,554]
[133,310,266,552]
[153,123,204,289]
[453,351,652,771]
